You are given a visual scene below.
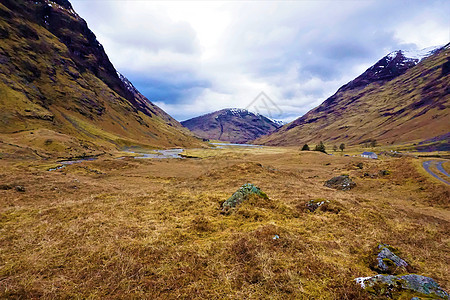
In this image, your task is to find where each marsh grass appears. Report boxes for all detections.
[0,148,448,298]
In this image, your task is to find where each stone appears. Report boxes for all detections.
[15,185,26,192]
[222,183,268,213]
[355,274,449,299]
[324,175,356,190]
[371,244,411,274]
[306,199,329,212]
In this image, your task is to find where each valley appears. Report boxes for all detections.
[0,145,449,299]
[0,0,448,298]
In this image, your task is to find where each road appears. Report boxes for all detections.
[422,160,450,185]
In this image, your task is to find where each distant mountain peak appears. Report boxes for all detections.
[340,45,444,92]
[182,108,282,143]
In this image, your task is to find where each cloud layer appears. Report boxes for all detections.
[70,0,449,122]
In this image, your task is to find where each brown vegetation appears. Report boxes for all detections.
[0,147,448,298]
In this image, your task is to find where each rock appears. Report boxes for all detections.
[15,185,26,192]
[370,244,411,274]
[306,199,329,212]
[222,183,268,213]
[324,175,356,190]
[356,162,364,169]
[355,274,449,299]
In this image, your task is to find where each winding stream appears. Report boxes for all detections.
[48,157,98,171]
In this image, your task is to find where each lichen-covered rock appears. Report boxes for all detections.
[355,274,449,299]
[370,244,411,274]
[222,183,268,213]
[324,175,356,190]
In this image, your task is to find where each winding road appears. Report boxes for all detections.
[422,160,449,185]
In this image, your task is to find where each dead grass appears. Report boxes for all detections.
[0,147,449,299]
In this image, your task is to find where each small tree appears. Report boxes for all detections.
[301,144,310,151]
[333,145,338,152]
[370,139,377,148]
[314,141,326,153]
[339,143,345,152]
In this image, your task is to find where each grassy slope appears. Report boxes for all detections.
[0,1,203,157]
[256,48,449,147]
[0,148,448,299]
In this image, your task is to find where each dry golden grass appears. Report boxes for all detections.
[0,147,448,299]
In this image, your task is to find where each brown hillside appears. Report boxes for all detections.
[256,47,450,147]
[0,0,203,157]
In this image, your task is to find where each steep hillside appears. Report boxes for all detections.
[0,0,202,158]
[257,45,450,146]
[181,109,282,143]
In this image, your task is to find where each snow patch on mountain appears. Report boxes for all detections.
[386,45,443,64]
[117,71,139,94]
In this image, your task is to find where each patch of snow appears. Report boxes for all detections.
[385,45,443,65]
[117,71,138,94]
[265,116,285,126]
[386,50,400,61]
[401,45,443,61]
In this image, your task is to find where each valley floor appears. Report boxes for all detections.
[0,146,449,299]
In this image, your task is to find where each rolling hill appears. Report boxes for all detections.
[256,45,450,147]
[0,0,203,158]
[181,108,282,143]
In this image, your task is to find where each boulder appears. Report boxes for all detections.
[222,183,268,213]
[370,244,411,274]
[324,175,356,190]
[355,274,449,299]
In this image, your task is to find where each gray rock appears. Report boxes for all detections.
[355,274,449,299]
[222,183,268,213]
[324,175,356,190]
[371,244,410,274]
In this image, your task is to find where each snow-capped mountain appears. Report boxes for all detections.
[340,45,446,92]
[181,108,282,143]
[256,44,449,146]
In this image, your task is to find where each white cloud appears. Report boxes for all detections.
[70,0,450,122]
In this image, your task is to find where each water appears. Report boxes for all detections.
[48,157,98,171]
[131,149,185,159]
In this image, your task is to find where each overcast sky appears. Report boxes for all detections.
[70,0,449,122]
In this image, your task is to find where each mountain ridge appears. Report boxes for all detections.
[256,45,450,146]
[0,0,203,158]
[181,108,282,143]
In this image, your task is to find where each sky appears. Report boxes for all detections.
[70,0,450,123]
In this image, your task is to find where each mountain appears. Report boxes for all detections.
[0,0,202,158]
[181,108,282,143]
[256,45,450,146]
